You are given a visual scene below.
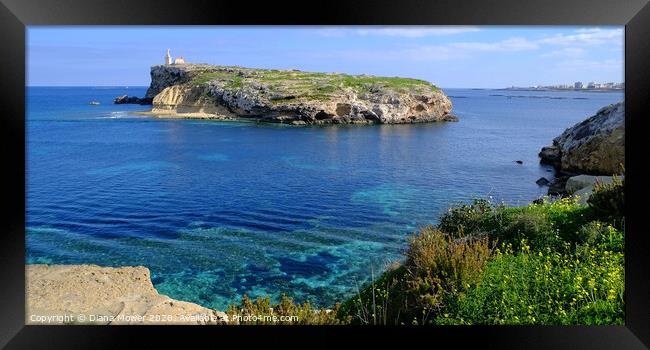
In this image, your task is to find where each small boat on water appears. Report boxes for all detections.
[89,101,100,105]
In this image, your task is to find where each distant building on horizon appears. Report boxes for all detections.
[512,81,623,90]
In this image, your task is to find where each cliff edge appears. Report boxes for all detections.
[26,264,228,325]
[142,64,456,125]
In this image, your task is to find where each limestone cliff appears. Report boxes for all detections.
[26,264,228,325]
[539,101,625,176]
[143,64,457,125]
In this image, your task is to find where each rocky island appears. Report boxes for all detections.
[124,63,457,125]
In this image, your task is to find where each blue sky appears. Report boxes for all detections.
[27,26,624,88]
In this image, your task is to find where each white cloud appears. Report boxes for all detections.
[541,47,586,58]
[316,26,480,38]
[301,45,463,62]
[538,28,623,46]
[303,37,539,63]
[316,28,347,38]
[354,26,480,38]
[311,28,622,64]
[556,58,622,70]
[391,45,465,60]
[450,37,539,51]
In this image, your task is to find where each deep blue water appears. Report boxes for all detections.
[26,86,623,309]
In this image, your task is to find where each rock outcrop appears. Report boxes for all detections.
[145,64,195,99]
[139,64,457,125]
[539,102,624,175]
[114,95,153,105]
[565,174,616,194]
[564,174,620,204]
[26,264,228,325]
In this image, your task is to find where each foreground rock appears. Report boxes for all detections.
[564,174,620,204]
[539,102,624,175]
[565,175,616,194]
[26,264,228,325]
[139,64,456,125]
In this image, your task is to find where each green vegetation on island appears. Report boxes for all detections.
[189,66,440,102]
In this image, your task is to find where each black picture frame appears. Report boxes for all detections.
[1,0,648,348]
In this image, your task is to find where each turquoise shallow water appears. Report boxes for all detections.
[26,86,623,309]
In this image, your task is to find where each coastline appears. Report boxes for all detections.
[133,109,459,124]
[26,264,228,325]
[132,110,238,121]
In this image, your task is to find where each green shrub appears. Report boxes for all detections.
[438,199,505,236]
[499,210,557,250]
[494,197,592,248]
[405,226,491,300]
[536,197,593,236]
[226,294,346,325]
[339,226,491,325]
[575,221,624,253]
[436,241,624,325]
[437,197,592,249]
[587,175,624,226]
[336,263,407,325]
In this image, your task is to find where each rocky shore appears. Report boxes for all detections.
[113,95,152,105]
[121,63,457,125]
[538,101,624,198]
[26,264,228,325]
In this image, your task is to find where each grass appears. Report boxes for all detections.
[190,70,238,85]
[436,240,624,325]
[184,65,439,104]
[225,294,347,325]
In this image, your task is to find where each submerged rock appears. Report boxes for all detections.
[547,175,571,196]
[143,64,457,125]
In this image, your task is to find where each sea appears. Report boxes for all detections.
[26,86,624,309]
